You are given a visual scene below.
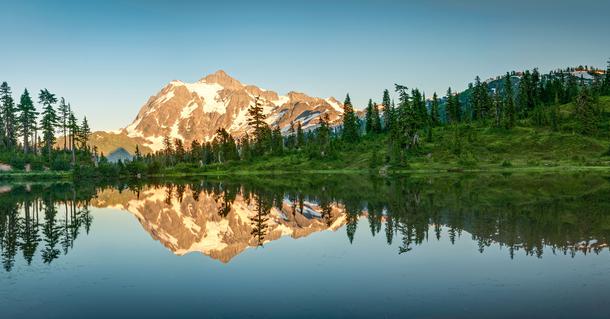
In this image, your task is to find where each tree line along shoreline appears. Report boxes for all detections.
[1,62,609,179]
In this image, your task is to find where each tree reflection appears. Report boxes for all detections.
[2,173,609,271]
[0,183,95,271]
[249,192,271,247]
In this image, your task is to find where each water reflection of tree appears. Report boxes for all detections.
[212,183,237,218]
[7,173,602,269]
[250,192,271,247]
[0,184,95,272]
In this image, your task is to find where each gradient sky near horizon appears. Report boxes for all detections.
[1,0,609,130]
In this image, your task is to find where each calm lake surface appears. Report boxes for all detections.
[1,173,609,318]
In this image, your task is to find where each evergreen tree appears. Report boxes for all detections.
[317,113,331,157]
[574,86,598,135]
[271,126,283,155]
[452,93,462,123]
[382,89,391,131]
[67,111,78,162]
[445,87,453,124]
[134,145,142,160]
[296,121,304,148]
[565,74,578,102]
[517,70,528,117]
[412,89,428,127]
[163,135,173,156]
[430,92,440,126]
[58,98,70,150]
[393,84,420,158]
[445,88,461,124]
[603,60,610,95]
[493,90,503,127]
[365,99,373,134]
[39,89,59,158]
[503,73,516,128]
[0,86,5,147]
[471,76,492,121]
[531,68,541,107]
[286,122,296,149]
[247,96,266,138]
[240,133,252,161]
[214,128,239,162]
[0,82,17,149]
[471,76,483,120]
[174,139,185,162]
[342,94,359,142]
[16,89,38,154]
[371,102,381,133]
[189,140,201,162]
[77,117,91,150]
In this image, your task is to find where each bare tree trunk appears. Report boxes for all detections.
[71,132,76,164]
[33,129,37,154]
[63,124,67,151]
[23,130,29,154]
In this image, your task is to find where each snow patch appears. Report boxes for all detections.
[170,121,184,141]
[229,107,250,132]
[158,90,175,104]
[274,95,290,106]
[144,135,165,152]
[180,82,227,114]
[325,98,343,113]
[180,100,199,119]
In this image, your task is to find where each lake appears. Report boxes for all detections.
[1,173,609,318]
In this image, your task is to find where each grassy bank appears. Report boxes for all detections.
[0,170,72,181]
[157,97,609,176]
[159,127,609,176]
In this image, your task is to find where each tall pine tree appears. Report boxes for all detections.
[247,96,268,153]
[342,94,359,142]
[371,102,381,133]
[68,111,78,163]
[575,86,598,135]
[503,73,516,128]
[317,114,331,156]
[430,92,440,126]
[58,98,70,150]
[365,99,373,134]
[39,89,59,158]
[78,117,91,150]
[382,89,392,131]
[17,89,38,154]
[296,121,304,148]
[604,60,610,95]
[0,82,17,149]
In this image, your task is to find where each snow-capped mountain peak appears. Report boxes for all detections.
[106,70,344,152]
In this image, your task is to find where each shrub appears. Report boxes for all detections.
[51,157,71,171]
[9,156,25,170]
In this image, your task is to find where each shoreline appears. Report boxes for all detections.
[2,164,608,181]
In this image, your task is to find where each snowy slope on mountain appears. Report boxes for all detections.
[107,70,345,152]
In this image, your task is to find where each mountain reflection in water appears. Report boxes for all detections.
[1,173,609,270]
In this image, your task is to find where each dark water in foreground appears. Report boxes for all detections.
[0,173,609,318]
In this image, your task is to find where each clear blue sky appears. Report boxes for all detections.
[1,0,609,130]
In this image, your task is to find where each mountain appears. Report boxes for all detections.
[92,70,345,154]
[106,147,132,163]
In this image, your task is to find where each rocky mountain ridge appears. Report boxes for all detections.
[90,70,345,155]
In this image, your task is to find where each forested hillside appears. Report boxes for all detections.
[1,62,609,178]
